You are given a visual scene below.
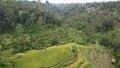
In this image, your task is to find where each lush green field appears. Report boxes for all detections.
[5,43,115,68]
[79,43,116,68]
[9,43,74,68]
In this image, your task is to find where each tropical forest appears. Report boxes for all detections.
[0,0,120,68]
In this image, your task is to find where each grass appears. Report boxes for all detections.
[4,43,115,68]
[84,64,92,68]
[0,49,14,57]
[79,43,115,68]
[66,49,83,68]
[9,43,74,68]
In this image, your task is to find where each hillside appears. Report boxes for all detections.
[0,0,120,68]
[5,43,114,68]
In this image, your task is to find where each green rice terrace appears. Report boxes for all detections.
[1,43,115,68]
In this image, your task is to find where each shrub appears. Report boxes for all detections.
[0,59,11,68]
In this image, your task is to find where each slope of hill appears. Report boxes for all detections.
[7,43,115,68]
[0,1,120,68]
[9,43,74,68]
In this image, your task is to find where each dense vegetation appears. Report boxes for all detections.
[0,0,120,68]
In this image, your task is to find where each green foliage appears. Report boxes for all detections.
[84,64,92,68]
[0,59,11,68]
[0,1,61,34]
[117,60,120,68]
[51,36,59,45]
[16,24,24,34]
[70,21,85,30]
[100,27,120,48]
[0,0,120,68]
[12,35,32,52]
[72,45,77,52]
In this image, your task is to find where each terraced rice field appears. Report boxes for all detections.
[79,44,116,68]
[9,43,74,68]
[8,43,115,68]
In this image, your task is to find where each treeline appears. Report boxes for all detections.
[0,1,61,34]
